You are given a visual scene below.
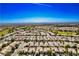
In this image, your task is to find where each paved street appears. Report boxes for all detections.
[0,27,79,56]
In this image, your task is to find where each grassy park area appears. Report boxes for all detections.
[57,31,76,36]
[17,26,34,30]
[0,28,13,37]
[50,30,77,36]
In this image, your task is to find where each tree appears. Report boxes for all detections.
[8,29,13,33]
[65,44,70,55]
[52,53,56,56]
[15,44,19,49]
[0,37,3,40]
[72,44,78,55]
[11,38,14,42]
[68,51,73,56]
[2,44,7,48]
[76,30,79,35]
[18,51,24,56]
[1,34,4,37]
[53,31,58,35]
[65,45,70,48]
[47,50,52,56]
[5,52,11,56]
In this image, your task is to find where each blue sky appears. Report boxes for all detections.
[0,3,79,23]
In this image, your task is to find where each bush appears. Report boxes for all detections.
[52,53,56,56]
[11,38,14,42]
[72,44,77,48]
[2,44,7,48]
[65,45,70,48]
[0,38,3,40]
[15,44,19,49]
[18,51,24,56]
[5,52,11,56]
[76,30,79,35]
[47,50,52,56]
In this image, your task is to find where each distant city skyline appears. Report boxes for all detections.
[0,3,79,23]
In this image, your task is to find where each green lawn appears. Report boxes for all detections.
[50,30,76,36]
[0,28,13,37]
[17,26,33,30]
[58,31,76,36]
